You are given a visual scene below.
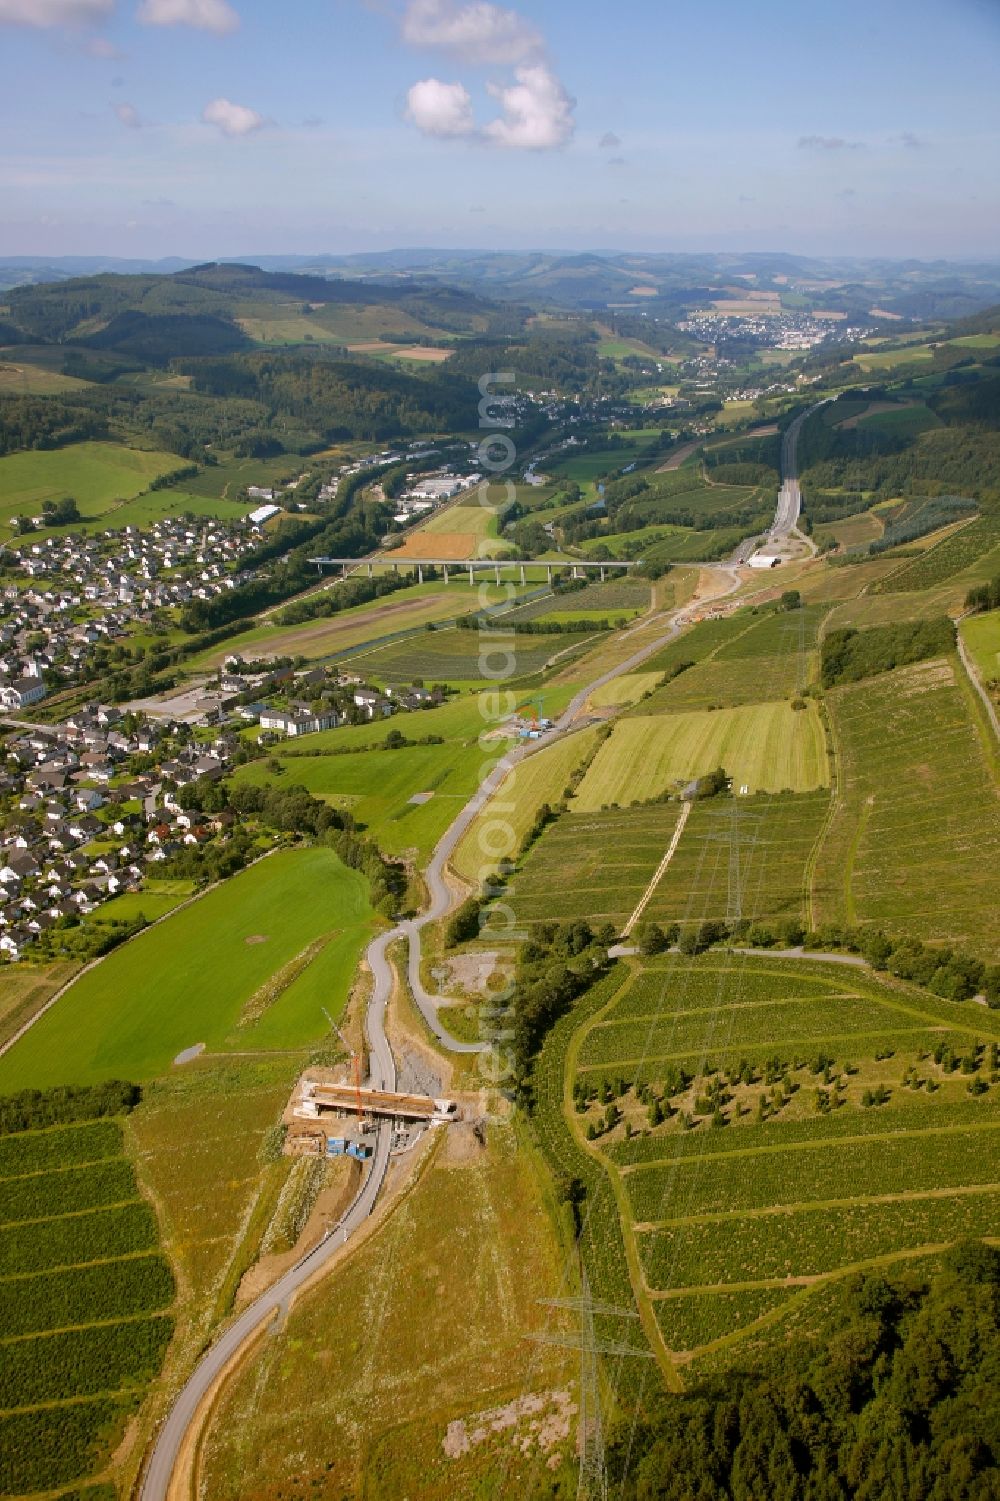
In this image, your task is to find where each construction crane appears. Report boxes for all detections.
[322,1007,364,1123]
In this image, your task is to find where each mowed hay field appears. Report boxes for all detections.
[0,441,180,527]
[812,658,1000,958]
[563,953,1000,1376]
[394,503,512,561]
[0,849,375,1090]
[450,724,603,884]
[199,1127,576,1501]
[572,702,829,809]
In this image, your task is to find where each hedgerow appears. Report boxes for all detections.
[0,1081,140,1135]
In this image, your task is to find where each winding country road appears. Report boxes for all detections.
[138,563,744,1501]
[141,407,829,1498]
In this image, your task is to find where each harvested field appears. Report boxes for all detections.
[572,702,829,809]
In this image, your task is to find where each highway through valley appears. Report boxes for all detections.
[140,407,822,1498]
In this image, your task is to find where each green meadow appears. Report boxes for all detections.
[0,442,181,529]
[0,849,374,1089]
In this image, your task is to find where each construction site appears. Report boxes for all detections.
[282,1067,461,1162]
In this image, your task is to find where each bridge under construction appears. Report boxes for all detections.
[294,1078,459,1125]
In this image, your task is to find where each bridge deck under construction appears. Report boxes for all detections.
[297,1083,457,1122]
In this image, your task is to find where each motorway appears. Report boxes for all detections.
[141,417,818,1498]
[730,399,829,564]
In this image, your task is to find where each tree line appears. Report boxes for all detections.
[614,1243,1000,1500]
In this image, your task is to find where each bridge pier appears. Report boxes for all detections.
[546,564,553,585]
[367,562,373,579]
[417,564,424,584]
[468,564,475,585]
[443,564,450,585]
[600,565,606,582]
[494,563,501,586]
[520,564,526,585]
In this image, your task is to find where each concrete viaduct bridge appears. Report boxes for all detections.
[307,555,640,586]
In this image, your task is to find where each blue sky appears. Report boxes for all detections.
[2,0,998,259]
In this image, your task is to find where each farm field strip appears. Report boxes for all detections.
[624,1120,1000,1220]
[812,659,1000,955]
[638,1186,1000,1291]
[607,1092,1000,1167]
[505,805,688,927]
[0,1113,173,1497]
[344,624,584,684]
[572,702,829,809]
[645,791,830,927]
[449,724,603,882]
[577,1029,975,1081]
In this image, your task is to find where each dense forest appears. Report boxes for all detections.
[799,382,1000,511]
[176,349,479,442]
[617,1243,1000,1500]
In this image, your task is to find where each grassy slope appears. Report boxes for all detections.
[961,610,1000,683]
[572,702,829,808]
[198,1126,576,1501]
[0,442,179,525]
[0,848,374,1089]
[812,658,1000,957]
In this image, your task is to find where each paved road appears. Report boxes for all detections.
[140,486,778,1498]
[728,399,829,565]
[957,617,1000,746]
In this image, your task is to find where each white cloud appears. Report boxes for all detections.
[405,77,475,138]
[113,100,143,128]
[202,96,265,136]
[396,0,574,152]
[483,64,574,150]
[401,0,541,65]
[0,0,113,25]
[137,0,238,33]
